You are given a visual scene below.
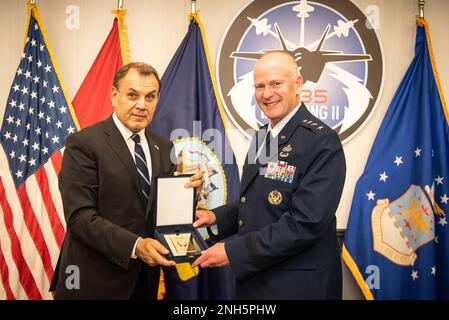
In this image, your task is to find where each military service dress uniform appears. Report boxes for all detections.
[211,103,346,299]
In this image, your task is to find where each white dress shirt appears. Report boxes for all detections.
[256,104,301,160]
[112,113,152,180]
[112,112,152,259]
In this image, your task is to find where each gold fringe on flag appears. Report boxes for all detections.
[416,18,449,125]
[112,9,131,65]
[157,270,166,300]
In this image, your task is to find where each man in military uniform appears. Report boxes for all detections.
[192,51,346,299]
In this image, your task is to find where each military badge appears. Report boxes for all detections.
[285,165,296,183]
[282,144,293,152]
[265,161,278,179]
[264,161,296,183]
[268,190,283,205]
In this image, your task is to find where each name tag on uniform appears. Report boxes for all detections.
[264,161,296,184]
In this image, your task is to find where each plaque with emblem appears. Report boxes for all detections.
[164,233,201,257]
[153,175,208,263]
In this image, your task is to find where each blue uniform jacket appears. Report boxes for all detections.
[212,104,346,299]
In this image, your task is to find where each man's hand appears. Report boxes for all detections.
[177,171,204,197]
[135,238,176,267]
[191,243,229,268]
[193,209,217,228]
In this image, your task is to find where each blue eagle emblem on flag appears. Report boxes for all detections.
[372,185,436,266]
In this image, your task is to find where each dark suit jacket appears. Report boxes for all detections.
[212,104,346,299]
[51,117,176,299]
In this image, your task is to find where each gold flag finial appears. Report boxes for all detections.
[418,0,425,19]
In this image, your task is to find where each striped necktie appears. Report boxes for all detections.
[131,134,150,200]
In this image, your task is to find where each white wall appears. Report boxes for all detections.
[1,0,448,230]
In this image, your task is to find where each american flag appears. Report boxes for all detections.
[0,5,77,299]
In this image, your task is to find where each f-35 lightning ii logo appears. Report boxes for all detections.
[216,0,383,143]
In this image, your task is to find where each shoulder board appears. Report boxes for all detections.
[299,118,327,134]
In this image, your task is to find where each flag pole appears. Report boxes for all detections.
[30,0,35,4]
[418,0,425,19]
[191,0,196,14]
[117,0,124,10]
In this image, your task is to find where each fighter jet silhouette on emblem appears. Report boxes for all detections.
[230,23,372,83]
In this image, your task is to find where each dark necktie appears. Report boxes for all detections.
[255,130,273,164]
[131,134,150,200]
[264,130,273,150]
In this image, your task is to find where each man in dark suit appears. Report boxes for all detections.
[192,51,346,299]
[50,62,203,299]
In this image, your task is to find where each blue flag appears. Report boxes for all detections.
[343,19,449,300]
[149,14,239,299]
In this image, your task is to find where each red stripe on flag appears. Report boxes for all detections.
[50,151,62,175]
[34,167,65,249]
[73,18,123,128]
[0,238,16,300]
[16,184,54,283]
[0,178,42,299]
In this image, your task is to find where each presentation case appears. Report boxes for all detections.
[153,174,208,263]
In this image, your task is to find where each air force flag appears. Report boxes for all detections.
[343,19,449,299]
